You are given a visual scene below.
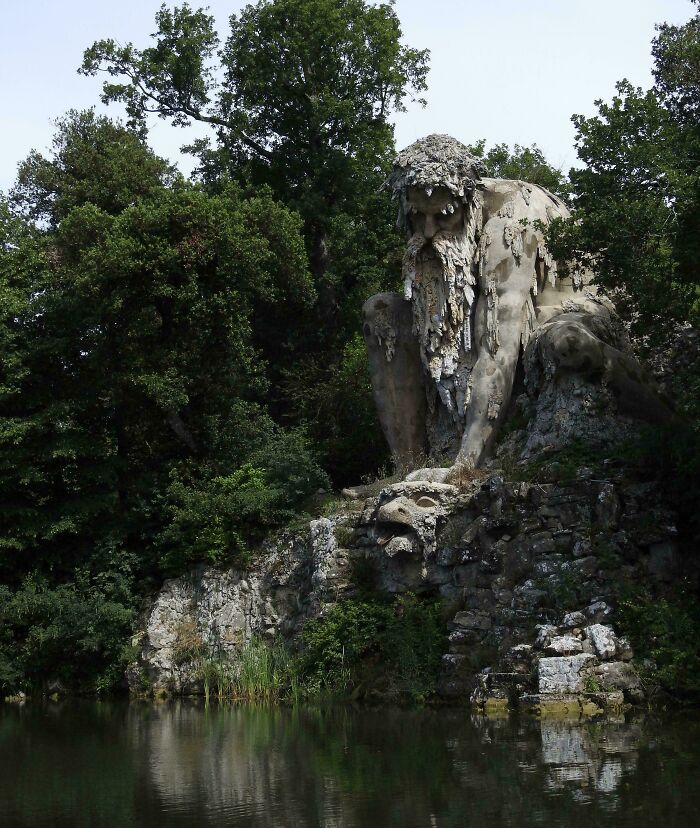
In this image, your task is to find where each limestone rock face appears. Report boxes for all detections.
[128,514,356,693]
[131,468,683,709]
[586,624,620,660]
[538,655,597,694]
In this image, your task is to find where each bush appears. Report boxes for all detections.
[617,582,700,698]
[0,568,137,695]
[157,428,330,573]
[297,594,444,701]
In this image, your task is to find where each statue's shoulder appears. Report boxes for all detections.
[479,177,569,222]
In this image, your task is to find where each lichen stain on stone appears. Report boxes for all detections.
[486,277,500,355]
[487,387,503,420]
[371,307,397,362]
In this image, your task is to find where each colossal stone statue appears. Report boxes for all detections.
[363,135,671,475]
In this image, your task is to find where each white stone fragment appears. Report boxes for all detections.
[535,624,558,649]
[538,654,596,694]
[545,635,583,656]
[586,624,619,660]
[560,611,586,629]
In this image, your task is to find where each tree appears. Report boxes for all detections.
[0,111,331,690]
[466,139,571,201]
[81,3,429,484]
[545,2,700,340]
[80,0,428,298]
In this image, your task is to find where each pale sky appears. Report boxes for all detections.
[0,0,695,194]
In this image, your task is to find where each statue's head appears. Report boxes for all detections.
[386,134,485,237]
[386,136,486,422]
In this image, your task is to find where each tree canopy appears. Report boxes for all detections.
[546,1,700,339]
[466,139,571,201]
[81,1,428,474]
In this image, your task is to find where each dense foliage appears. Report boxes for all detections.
[466,139,571,201]
[543,1,700,531]
[81,0,428,479]
[295,594,444,701]
[0,111,329,692]
[546,1,700,340]
[617,583,700,699]
[0,0,427,694]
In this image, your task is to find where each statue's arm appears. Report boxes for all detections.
[456,215,539,467]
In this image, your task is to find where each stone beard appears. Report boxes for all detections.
[402,191,482,429]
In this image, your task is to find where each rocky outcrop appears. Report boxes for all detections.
[131,466,687,712]
[128,514,356,694]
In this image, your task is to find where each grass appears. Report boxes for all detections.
[200,637,302,704]
[190,594,446,706]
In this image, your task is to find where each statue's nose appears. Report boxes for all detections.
[423,213,437,239]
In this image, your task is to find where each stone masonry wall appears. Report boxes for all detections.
[130,469,686,713]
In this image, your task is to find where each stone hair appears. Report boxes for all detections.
[386,134,486,231]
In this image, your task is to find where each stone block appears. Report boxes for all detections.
[452,611,492,630]
[538,654,596,694]
[535,624,558,649]
[545,635,583,656]
[560,611,586,628]
[590,661,641,692]
[586,624,619,659]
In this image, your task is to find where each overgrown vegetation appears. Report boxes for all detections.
[545,2,700,342]
[168,595,444,705]
[0,0,424,695]
[199,638,300,704]
[617,582,700,700]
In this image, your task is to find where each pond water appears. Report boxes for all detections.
[1,701,699,827]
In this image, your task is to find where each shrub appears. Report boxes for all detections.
[617,582,700,698]
[0,569,136,695]
[297,594,444,701]
[158,429,330,573]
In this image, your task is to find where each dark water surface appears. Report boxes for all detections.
[1,702,699,827]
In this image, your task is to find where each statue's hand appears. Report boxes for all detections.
[404,466,451,484]
[443,461,485,488]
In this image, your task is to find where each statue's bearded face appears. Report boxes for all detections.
[402,184,481,422]
[405,186,465,240]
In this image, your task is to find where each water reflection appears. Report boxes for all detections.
[1,701,699,827]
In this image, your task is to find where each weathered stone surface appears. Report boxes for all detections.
[384,535,414,558]
[535,625,558,649]
[585,601,614,622]
[132,464,683,711]
[646,541,680,582]
[365,134,672,472]
[452,611,492,631]
[519,693,602,718]
[538,655,596,694]
[128,516,355,693]
[560,611,587,629]
[595,484,621,530]
[586,624,619,660]
[590,661,641,692]
[504,644,534,673]
[545,636,583,657]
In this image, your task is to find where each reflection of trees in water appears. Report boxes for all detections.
[0,701,140,828]
[2,702,700,827]
[142,704,463,826]
[143,705,651,827]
